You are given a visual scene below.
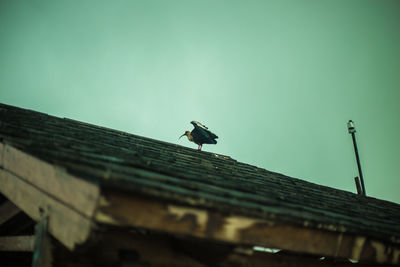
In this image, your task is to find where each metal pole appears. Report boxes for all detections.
[354,177,363,195]
[348,120,366,195]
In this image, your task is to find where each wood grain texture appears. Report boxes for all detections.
[0,169,92,250]
[1,103,400,265]
[2,144,99,218]
[0,235,35,251]
[1,103,399,247]
[96,190,400,265]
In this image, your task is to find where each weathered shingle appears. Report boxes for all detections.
[1,103,399,245]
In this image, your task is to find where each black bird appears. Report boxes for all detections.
[179,121,218,151]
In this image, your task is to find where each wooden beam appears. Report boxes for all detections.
[32,216,52,267]
[95,232,207,267]
[222,250,395,267]
[0,143,99,218]
[0,235,35,251]
[0,200,21,226]
[52,231,208,267]
[95,190,400,265]
[0,169,93,250]
[55,230,389,267]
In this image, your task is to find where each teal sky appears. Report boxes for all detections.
[1,1,399,204]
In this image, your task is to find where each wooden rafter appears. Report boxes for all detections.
[95,190,400,265]
[0,143,99,218]
[0,142,399,265]
[51,230,396,267]
[0,200,20,226]
[0,143,100,250]
[0,235,35,251]
[0,169,93,250]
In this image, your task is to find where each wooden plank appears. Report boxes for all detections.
[0,169,93,250]
[66,230,385,267]
[223,250,395,267]
[93,232,207,267]
[0,200,21,225]
[52,231,208,267]
[49,229,398,267]
[0,235,35,251]
[1,143,99,218]
[95,190,400,265]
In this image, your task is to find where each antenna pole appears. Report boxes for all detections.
[348,120,366,195]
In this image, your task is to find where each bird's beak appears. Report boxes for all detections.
[179,133,186,139]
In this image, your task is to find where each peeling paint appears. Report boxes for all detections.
[315,223,346,232]
[334,233,343,257]
[168,205,208,232]
[351,236,366,260]
[392,248,400,264]
[372,241,395,263]
[98,196,111,207]
[371,241,389,263]
[95,211,120,225]
[223,216,260,241]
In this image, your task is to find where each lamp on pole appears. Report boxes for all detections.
[347,120,366,195]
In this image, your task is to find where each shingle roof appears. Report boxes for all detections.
[1,103,399,245]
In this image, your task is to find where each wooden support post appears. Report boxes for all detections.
[32,216,52,267]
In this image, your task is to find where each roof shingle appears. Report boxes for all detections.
[1,103,399,245]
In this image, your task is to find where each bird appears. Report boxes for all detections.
[179,121,218,151]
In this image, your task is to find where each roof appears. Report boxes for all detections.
[1,103,400,252]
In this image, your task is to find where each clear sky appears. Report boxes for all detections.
[1,1,399,204]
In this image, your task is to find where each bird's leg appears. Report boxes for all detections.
[197,144,202,151]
